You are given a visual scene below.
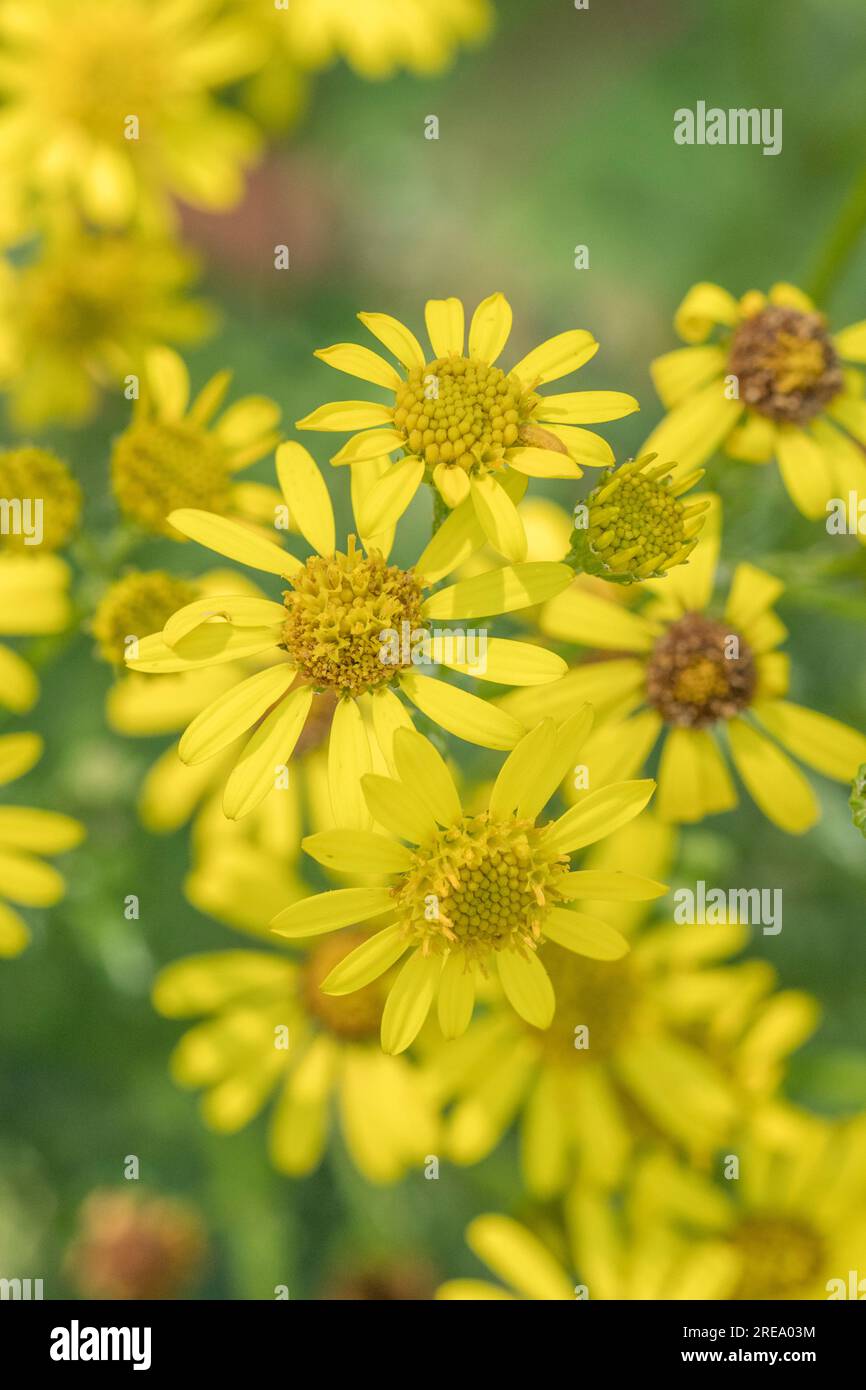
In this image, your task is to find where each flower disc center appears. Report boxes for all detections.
[727,306,843,424]
[393,356,531,470]
[111,419,231,536]
[646,613,756,727]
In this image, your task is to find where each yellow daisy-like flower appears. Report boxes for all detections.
[629,1109,866,1300]
[0,0,263,233]
[504,499,866,833]
[272,0,492,80]
[0,731,84,957]
[430,814,818,1195]
[436,1205,734,1301]
[298,292,638,560]
[0,231,212,428]
[110,347,283,539]
[154,931,438,1183]
[643,280,866,520]
[126,443,573,821]
[273,716,658,1052]
[0,446,81,555]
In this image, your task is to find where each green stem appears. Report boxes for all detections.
[808,164,866,306]
[430,484,449,536]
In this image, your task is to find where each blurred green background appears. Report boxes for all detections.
[2,0,866,1298]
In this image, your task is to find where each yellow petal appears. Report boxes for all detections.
[518,706,595,822]
[540,586,659,651]
[423,562,572,620]
[725,412,776,462]
[398,671,524,750]
[775,425,834,519]
[321,924,410,994]
[222,685,313,819]
[753,699,866,782]
[145,346,190,419]
[415,472,528,583]
[510,330,598,388]
[650,346,727,409]
[162,596,286,648]
[468,292,512,365]
[0,807,83,853]
[380,948,441,1054]
[724,560,784,631]
[331,428,405,465]
[0,731,42,786]
[369,686,414,775]
[303,830,413,876]
[271,885,395,938]
[0,644,38,712]
[0,901,29,957]
[641,380,742,472]
[275,441,335,556]
[328,697,373,830]
[467,1215,572,1301]
[833,320,866,363]
[433,462,471,508]
[545,779,655,853]
[295,400,394,431]
[470,474,527,561]
[314,342,402,390]
[656,727,736,822]
[0,849,64,906]
[437,953,476,1039]
[558,869,668,901]
[361,771,439,844]
[496,951,555,1028]
[674,282,739,343]
[168,508,301,577]
[727,718,818,834]
[358,310,425,370]
[425,297,464,357]
[357,455,424,534]
[438,636,566,686]
[506,446,582,479]
[489,719,557,820]
[393,727,462,826]
[544,907,629,959]
[536,390,639,424]
[541,425,613,466]
[127,625,282,674]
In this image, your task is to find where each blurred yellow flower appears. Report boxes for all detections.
[504,498,866,832]
[429,815,817,1194]
[0,231,213,427]
[0,0,263,233]
[274,719,659,1052]
[644,281,866,520]
[126,443,571,821]
[0,731,84,957]
[299,292,638,559]
[629,1110,866,1299]
[154,931,438,1183]
[275,0,493,80]
[111,347,283,538]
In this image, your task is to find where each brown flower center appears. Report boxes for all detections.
[301,932,386,1040]
[731,1216,825,1300]
[727,306,843,424]
[646,613,756,727]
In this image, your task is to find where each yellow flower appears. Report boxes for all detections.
[274,0,493,80]
[126,443,573,821]
[0,447,81,555]
[503,498,866,833]
[428,814,817,1194]
[111,347,283,538]
[0,0,263,232]
[153,933,438,1183]
[436,1206,733,1300]
[0,731,84,957]
[628,1109,866,1300]
[643,281,866,520]
[0,231,213,428]
[273,717,658,1052]
[298,292,638,560]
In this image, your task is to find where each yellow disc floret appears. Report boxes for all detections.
[727,306,843,424]
[393,357,535,472]
[731,1216,825,1300]
[571,454,705,583]
[111,419,231,536]
[394,812,569,963]
[281,536,425,697]
[92,570,198,665]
